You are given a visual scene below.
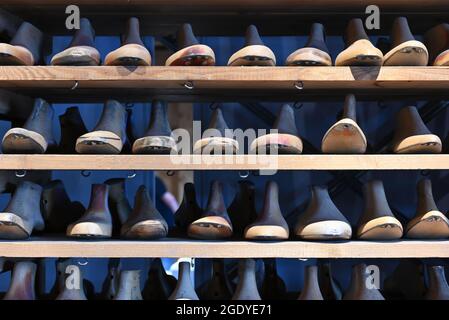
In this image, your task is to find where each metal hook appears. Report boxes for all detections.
[238,170,249,179]
[294,81,304,90]
[77,258,88,266]
[184,81,194,90]
[15,170,26,178]
[81,170,91,177]
[209,102,219,110]
[71,81,79,90]
[127,171,137,179]
[166,170,175,177]
[125,102,134,111]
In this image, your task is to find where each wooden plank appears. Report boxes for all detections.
[4,0,449,11]
[1,155,449,170]
[4,2,447,36]
[0,239,448,258]
[0,67,448,92]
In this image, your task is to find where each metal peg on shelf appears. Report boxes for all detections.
[71,81,79,90]
[238,170,249,179]
[294,81,304,90]
[15,170,26,178]
[166,170,175,176]
[77,258,89,266]
[184,81,194,90]
[127,170,137,179]
[81,170,91,177]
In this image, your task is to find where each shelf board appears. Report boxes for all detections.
[0,238,448,258]
[3,1,448,36]
[5,0,449,10]
[2,66,449,101]
[0,154,449,171]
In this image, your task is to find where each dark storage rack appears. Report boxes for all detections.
[0,1,448,258]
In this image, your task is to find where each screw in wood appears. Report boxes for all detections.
[184,81,194,90]
[294,81,304,90]
[81,170,91,177]
[14,170,26,178]
[71,81,79,90]
[239,171,249,179]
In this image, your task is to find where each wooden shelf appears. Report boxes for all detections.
[1,238,448,258]
[1,2,447,262]
[3,2,448,36]
[0,155,449,171]
[5,0,449,10]
[3,66,449,102]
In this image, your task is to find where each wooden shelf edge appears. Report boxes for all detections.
[0,239,448,258]
[0,66,448,91]
[4,0,449,11]
[0,155,449,170]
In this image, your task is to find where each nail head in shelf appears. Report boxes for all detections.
[294,81,304,90]
[184,81,194,90]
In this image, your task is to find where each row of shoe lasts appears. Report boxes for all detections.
[1,94,443,155]
[0,178,167,240]
[175,178,449,241]
[1,175,446,241]
[1,98,176,155]
[192,94,443,155]
[1,16,449,67]
[3,258,449,300]
[0,175,447,241]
